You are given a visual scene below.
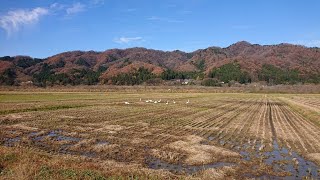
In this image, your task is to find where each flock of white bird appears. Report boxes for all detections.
[124,98,189,105]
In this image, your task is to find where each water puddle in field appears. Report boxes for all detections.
[1,130,115,161]
[3,137,21,147]
[204,135,319,178]
[1,129,101,158]
[96,140,109,145]
[1,129,319,178]
[145,156,235,174]
[147,137,319,178]
[239,140,319,179]
[31,130,82,142]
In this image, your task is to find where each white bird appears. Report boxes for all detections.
[173,100,176,104]
[166,101,169,105]
[186,99,190,104]
[154,101,158,104]
[146,100,149,103]
[140,98,142,102]
[125,102,130,105]
[158,99,161,103]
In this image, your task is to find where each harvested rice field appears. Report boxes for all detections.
[0,90,320,179]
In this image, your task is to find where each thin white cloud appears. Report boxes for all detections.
[66,2,86,15]
[0,7,48,36]
[0,1,101,36]
[114,37,143,44]
[91,0,105,6]
[292,40,320,47]
[147,16,183,23]
[50,3,65,10]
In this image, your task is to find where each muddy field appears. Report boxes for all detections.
[0,91,319,179]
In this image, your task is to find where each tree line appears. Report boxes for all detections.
[0,60,319,86]
[32,63,107,87]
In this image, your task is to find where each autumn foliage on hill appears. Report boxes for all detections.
[0,42,319,86]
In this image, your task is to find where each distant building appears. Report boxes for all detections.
[181,79,192,85]
[20,81,33,86]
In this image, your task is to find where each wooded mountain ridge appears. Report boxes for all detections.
[1,41,319,86]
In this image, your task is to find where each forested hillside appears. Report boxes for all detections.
[1,42,319,86]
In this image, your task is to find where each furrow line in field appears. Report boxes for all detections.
[230,100,263,146]
[284,108,320,143]
[188,99,254,128]
[279,105,320,152]
[251,97,268,140]
[205,101,255,142]
[281,104,320,137]
[179,101,237,127]
[271,102,295,150]
[219,99,261,148]
[206,98,255,130]
[267,100,277,140]
[199,100,255,130]
[272,101,308,152]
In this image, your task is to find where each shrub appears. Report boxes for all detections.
[201,78,221,86]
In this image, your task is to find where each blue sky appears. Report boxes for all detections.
[1,0,320,58]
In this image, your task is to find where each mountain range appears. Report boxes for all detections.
[1,41,319,86]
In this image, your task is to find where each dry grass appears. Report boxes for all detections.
[195,166,237,180]
[0,89,319,179]
[1,84,320,93]
[0,145,241,180]
[0,146,178,180]
[94,124,125,134]
[278,96,320,127]
[0,146,106,180]
[306,153,320,166]
[167,135,240,165]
